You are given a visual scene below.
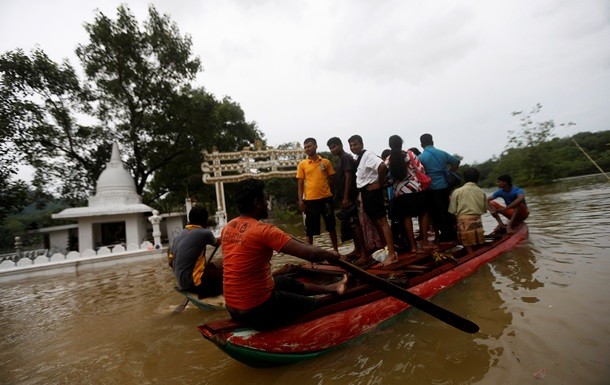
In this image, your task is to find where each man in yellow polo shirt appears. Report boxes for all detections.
[297,137,339,251]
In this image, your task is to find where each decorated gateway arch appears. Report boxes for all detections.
[201,140,305,228]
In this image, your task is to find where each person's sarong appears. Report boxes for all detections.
[357,193,385,252]
[456,214,485,246]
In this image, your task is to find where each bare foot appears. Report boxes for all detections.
[333,274,348,295]
[355,255,373,266]
[380,252,399,267]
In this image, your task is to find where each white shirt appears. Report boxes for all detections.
[355,151,382,188]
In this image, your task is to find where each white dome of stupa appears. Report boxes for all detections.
[96,145,137,194]
[88,142,142,206]
[53,142,154,218]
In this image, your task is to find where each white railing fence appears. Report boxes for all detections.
[0,241,154,270]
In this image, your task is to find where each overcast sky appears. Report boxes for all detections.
[2,0,609,173]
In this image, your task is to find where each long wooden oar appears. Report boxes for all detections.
[173,244,220,313]
[205,243,221,266]
[331,258,479,334]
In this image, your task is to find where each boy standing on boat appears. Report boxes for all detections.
[168,207,222,298]
[327,137,366,263]
[297,138,339,251]
[222,178,348,330]
[348,135,398,266]
[488,174,529,234]
[448,168,488,249]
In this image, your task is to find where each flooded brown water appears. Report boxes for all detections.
[1,175,609,385]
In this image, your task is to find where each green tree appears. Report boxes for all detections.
[75,5,202,196]
[0,5,262,209]
[0,112,27,220]
[76,5,262,207]
[504,103,575,184]
[145,89,261,210]
[0,167,28,222]
[0,48,111,204]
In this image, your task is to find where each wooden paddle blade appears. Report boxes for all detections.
[205,244,220,265]
[173,297,189,313]
[332,258,480,334]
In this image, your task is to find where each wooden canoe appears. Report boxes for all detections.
[174,288,226,311]
[197,223,528,367]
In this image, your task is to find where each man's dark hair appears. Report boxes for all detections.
[188,207,209,227]
[304,137,317,145]
[408,147,421,156]
[463,168,480,183]
[497,174,513,186]
[236,178,266,214]
[348,135,363,144]
[420,133,433,147]
[326,137,342,147]
[380,149,391,160]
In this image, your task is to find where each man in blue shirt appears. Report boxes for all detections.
[488,174,529,234]
[418,133,460,243]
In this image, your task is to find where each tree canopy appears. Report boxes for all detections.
[0,4,262,210]
[501,103,576,184]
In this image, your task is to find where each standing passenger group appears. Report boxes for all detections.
[294,132,529,265]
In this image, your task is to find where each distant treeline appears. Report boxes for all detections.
[460,130,610,187]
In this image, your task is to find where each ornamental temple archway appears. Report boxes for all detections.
[201,140,305,230]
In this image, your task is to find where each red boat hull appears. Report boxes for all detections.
[198,224,528,367]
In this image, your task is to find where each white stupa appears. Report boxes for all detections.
[52,143,154,252]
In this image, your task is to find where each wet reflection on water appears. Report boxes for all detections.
[1,175,609,384]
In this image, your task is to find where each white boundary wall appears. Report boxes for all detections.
[0,244,167,283]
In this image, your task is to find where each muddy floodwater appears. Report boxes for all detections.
[1,175,609,385]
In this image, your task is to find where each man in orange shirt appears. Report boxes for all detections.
[297,137,339,251]
[222,178,347,329]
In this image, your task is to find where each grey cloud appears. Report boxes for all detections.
[321,5,478,84]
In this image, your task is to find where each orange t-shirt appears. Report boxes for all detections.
[221,216,292,310]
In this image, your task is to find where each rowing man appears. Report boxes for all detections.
[222,178,348,329]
